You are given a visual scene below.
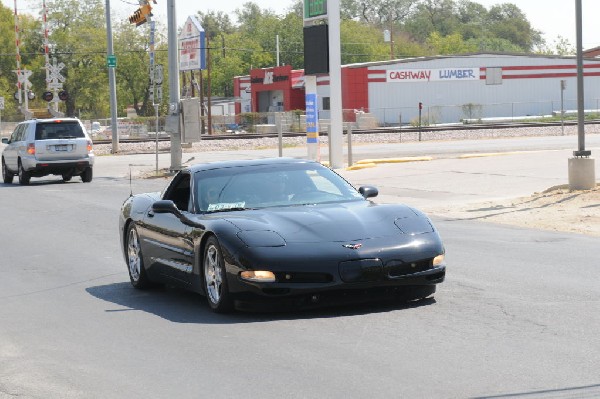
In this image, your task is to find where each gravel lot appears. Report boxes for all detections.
[93,123,600,156]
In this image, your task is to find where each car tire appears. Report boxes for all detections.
[203,236,233,313]
[18,160,30,185]
[126,223,152,289]
[2,158,14,184]
[81,167,93,183]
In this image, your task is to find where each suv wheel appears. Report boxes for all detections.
[62,172,73,182]
[18,160,30,185]
[81,167,93,183]
[2,158,14,184]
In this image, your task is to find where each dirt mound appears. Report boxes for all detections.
[429,184,600,236]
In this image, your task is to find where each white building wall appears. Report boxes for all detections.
[361,54,600,125]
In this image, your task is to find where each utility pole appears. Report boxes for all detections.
[167,0,181,171]
[328,0,343,168]
[105,0,119,153]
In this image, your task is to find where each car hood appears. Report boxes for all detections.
[221,201,434,244]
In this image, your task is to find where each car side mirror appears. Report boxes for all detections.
[151,200,205,229]
[1,138,8,144]
[359,186,379,199]
[152,200,181,216]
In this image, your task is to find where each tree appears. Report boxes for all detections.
[455,0,488,40]
[342,0,418,26]
[113,21,165,117]
[341,20,391,63]
[404,0,459,41]
[486,3,542,52]
[426,32,477,55]
[536,36,576,56]
[47,0,108,117]
[0,4,22,119]
[195,10,235,40]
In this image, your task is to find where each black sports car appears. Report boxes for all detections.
[119,158,446,312]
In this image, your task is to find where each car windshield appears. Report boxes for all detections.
[194,162,365,213]
[35,122,85,140]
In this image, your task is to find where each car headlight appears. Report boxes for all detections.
[433,254,445,266]
[240,270,276,282]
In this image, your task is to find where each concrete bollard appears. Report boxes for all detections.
[568,157,596,190]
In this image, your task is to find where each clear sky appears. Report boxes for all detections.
[3,0,600,49]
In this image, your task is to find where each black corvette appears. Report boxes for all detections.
[119,158,446,312]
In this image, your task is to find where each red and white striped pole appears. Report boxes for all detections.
[14,0,21,105]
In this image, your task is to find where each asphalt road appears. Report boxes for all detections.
[1,137,600,398]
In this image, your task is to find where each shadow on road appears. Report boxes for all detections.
[86,282,436,324]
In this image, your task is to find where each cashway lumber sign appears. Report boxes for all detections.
[387,68,480,83]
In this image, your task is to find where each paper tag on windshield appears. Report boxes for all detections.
[207,202,246,211]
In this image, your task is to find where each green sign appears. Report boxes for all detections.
[107,55,117,68]
[304,0,327,19]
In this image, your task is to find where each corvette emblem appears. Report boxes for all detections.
[342,243,362,250]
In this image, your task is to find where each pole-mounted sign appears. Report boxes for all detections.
[304,0,328,20]
[178,16,206,71]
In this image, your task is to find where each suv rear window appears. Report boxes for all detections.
[35,122,85,140]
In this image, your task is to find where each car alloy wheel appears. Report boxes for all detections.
[127,227,142,282]
[203,237,232,312]
[126,224,150,289]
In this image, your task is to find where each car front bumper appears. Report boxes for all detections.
[229,265,445,311]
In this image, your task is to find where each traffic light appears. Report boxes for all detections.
[128,3,152,26]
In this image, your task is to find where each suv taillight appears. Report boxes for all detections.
[87,140,93,152]
[27,143,35,155]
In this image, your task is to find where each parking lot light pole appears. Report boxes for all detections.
[568,0,595,190]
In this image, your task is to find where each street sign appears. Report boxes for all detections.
[154,64,164,85]
[0,96,4,110]
[107,55,117,68]
[305,93,318,143]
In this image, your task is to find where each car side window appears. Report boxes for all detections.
[163,172,191,212]
[9,125,23,143]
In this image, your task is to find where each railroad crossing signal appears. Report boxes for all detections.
[46,60,65,83]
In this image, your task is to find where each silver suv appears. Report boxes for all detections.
[1,118,95,185]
